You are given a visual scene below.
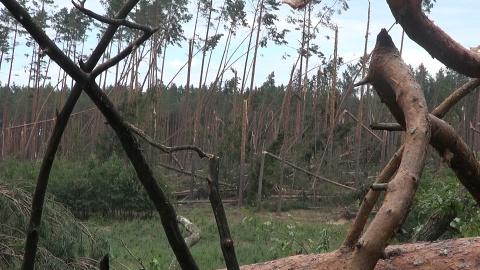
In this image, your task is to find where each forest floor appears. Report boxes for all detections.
[89,205,350,269]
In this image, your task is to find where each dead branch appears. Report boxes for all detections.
[72,0,154,32]
[369,123,403,131]
[5,108,96,130]
[387,0,480,78]
[120,239,146,269]
[158,162,202,178]
[434,78,480,118]
[91,28,159,77]
[341,110,382,140]
[1,1,198,269]
[169,215,202,270]
[430,115,480,204]
[264,151,355,190]
[207,157,240,270]
[127,122,213,159]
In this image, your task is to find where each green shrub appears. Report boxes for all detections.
[0,181,109,269]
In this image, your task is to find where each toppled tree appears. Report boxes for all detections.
[236,0,480,268]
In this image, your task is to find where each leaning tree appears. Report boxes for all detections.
[2,0,480,269]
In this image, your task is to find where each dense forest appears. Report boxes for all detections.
[0,0,479,209]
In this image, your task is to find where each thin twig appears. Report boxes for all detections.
[120,240,146,270]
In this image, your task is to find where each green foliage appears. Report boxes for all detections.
[0,156,164,219]
[256,218,332,254]
[246,133,284,202]
[422,0,436,13]
[404,165,480,239]
[94,206,347,269]
[0,156,39,181]
[0,181,109,269]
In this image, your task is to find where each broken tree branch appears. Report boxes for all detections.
[430,115,480,205]
[127,122,213,159]
[207,156,240,270]
[72,0,154,32]
[91,28,159,77]
[264,151,355,190]
[349,29,430,269]
[1,1,199,269]
[4,0,142,269]
[342,109,382,140]
[369,123,403,131]
[387,0,480,78]
[169,215,202,270]
[345,62,480,250]
[434,78,480,118]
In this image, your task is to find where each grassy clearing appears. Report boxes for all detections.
[90,205,349,269]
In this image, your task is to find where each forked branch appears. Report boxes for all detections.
[1,1,199,269]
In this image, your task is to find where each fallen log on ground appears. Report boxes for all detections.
[228,237,480,270]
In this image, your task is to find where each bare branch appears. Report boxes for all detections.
[369,122,403,131]
[169,216,202,270]
[72,0,154,32]
[430,116,480,205]
[120,239,146,270]
[434,78,480,118]
[127,122,213,159]
[387,0,480,78]
[91,27,159,77]
[264,151,355,190]
[1,1,199,269]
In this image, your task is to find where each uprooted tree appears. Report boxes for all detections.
[2,0,480,269]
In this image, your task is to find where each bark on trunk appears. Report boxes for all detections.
[232,237,480,270]
[349,28,430,269]
[387,0,480,78]
[410,207,457,242]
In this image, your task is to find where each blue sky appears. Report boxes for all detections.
[1,0,479,88]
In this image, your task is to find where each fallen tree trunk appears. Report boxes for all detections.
[387,0,480,78]
[348,28,431,269]
[410,207,458,242]
[231,237,480,270]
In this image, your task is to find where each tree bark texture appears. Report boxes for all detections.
[386,0,480,78]
[233,237,480,270]
[349,28,430,269]
[344,40,480,269]
[410,207,457,242]
[208,157,240,270]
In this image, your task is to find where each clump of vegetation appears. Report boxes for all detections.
[0,156,165,219]
[95,206,348,269]
[401,165,480,241]
[0,180,109,269]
